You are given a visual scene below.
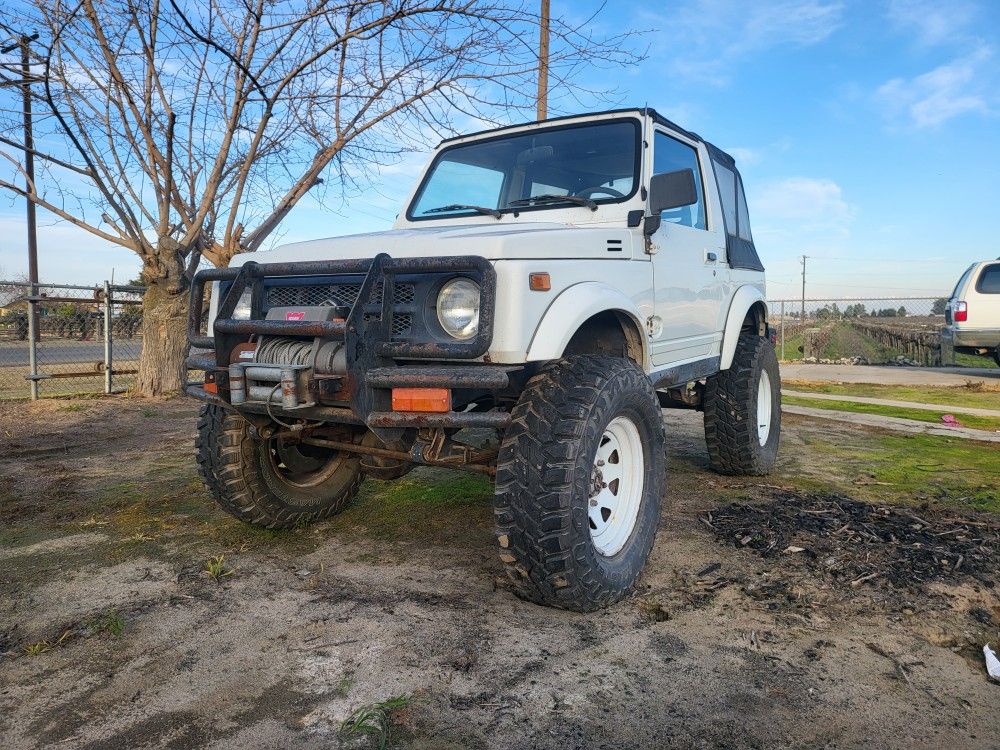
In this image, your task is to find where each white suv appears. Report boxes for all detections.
[186,108,779,611]
[943,260,1000,366]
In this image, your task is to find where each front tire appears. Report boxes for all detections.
[704,335,781,475]
[494,356,666,611]
[195,404,363,529]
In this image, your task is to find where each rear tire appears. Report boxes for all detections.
[704,335,781,476]
[195,404,363,529]
[494,356,666,611]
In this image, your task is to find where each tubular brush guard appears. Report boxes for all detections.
[183,253,510,440]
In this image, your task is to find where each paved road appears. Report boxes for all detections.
[783,404,1000,443]
[782,389,1000,417]
[0,340,140,367]
[781,363,999,386]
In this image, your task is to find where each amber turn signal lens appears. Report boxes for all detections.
[391,387,451,413]
[528,272,551,291]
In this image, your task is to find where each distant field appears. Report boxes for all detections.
[776,318,997,368]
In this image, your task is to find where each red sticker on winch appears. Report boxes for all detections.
[285,311,306,321]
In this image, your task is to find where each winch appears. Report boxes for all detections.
[228,306,349,409]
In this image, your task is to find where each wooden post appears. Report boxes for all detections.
[537,0,549,121]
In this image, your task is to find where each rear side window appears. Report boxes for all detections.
[653,132,706,230]
[951,265,974,298]
[736,175,752,242]
[976,264,1000,294]
[714,163,738,234]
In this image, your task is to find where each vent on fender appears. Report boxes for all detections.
[606,239,623,252]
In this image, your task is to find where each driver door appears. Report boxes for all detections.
[648,130,727,366]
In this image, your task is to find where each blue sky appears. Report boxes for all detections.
[1,0,998,300]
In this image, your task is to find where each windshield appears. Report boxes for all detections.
[407,119,641,220]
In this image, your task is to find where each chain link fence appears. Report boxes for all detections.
[0,281,145,400]
[1,287,993,399]
[769,296,996,368]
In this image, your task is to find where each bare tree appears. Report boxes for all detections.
[0,0,638,396]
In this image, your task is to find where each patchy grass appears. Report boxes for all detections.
[339,695,411,750]
[783,380,1000,410]
[204,554,234,580]
[956,351,998,369]
[778,422,999,511]
[23,629,74,656]
[90,608,126,638]
[777,329,806,361]
[783,395,1000,432]
[329,469,493,543]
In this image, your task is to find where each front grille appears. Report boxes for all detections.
[364,312,413,336]
[267,282,415,308]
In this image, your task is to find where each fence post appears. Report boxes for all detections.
[103,281,113,395]
[780,300,785,361]
[27,297,39,400]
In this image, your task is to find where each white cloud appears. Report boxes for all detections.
[876,45,993,128]
[751,177,852,225]
[887,0,978,46]
[644,1,845,85]
[726,147,763,167]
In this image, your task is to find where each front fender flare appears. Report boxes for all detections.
[720,285,768,370]
[525,282,649,368]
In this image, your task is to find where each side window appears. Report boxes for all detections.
[736,175,752,242]
[714,162,738,236]
[977,264,1000,294]
[653,132,706,230]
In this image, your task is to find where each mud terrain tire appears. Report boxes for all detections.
[195,404,363,529]
[494,356,666,611]
[704,335,780,476]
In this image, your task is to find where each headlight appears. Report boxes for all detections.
[232,289,252,319]
[436,278,480,340]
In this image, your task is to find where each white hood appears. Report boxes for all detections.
[235,222,636,266]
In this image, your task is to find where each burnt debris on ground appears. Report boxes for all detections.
[703,493,999,591]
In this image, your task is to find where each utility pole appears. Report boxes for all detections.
[536,0,549,121]
[800,254,808,320]
[1,30,40,339]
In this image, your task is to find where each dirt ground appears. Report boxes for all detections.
[1,398,998,749]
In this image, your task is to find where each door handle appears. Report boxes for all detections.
[705,251,718,263]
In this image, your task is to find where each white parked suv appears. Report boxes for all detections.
[185,108,780,611]
[943,260,1000,366]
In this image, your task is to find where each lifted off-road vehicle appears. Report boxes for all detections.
[186,108,780,611]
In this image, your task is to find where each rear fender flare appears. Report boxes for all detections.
[720,286,768,370]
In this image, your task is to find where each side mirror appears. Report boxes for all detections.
[648,168,698,214]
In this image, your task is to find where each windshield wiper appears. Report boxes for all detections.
[423,203,502,219]
[508,194,598,211]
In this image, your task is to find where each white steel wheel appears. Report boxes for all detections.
[589,416,645,557]
[756,370,773,446]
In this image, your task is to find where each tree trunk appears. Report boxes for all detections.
[134,278,190,397]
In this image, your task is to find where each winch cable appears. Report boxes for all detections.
[255,336,314,366]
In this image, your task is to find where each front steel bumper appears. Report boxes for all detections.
[184,253,514,432]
